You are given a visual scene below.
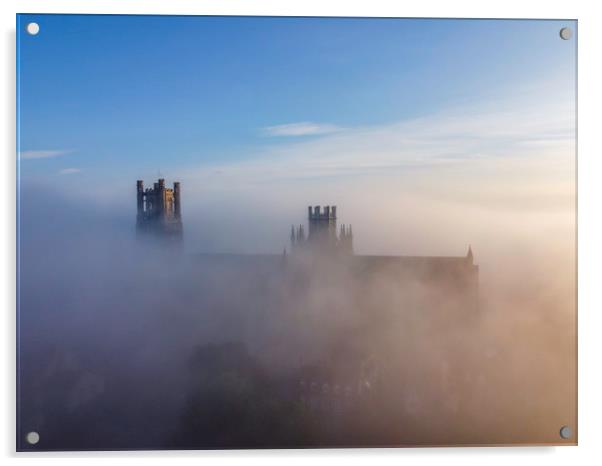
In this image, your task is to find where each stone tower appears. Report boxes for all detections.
[290,205,352,254]
[308,205,337,246]
[136,179,183,242]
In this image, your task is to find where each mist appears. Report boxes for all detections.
[17,153,576,449]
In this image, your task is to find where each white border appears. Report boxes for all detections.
[3,1,601,464]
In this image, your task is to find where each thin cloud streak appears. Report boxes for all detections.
[20,150,72,160]
[262,122,343,137]
[58,168,81,175]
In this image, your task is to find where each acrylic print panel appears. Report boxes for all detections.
[16,14,577,450]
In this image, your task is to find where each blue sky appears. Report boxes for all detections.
[17,16,575,179]
[17,15,576,256]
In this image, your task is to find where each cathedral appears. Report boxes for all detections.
[134,179,479,308]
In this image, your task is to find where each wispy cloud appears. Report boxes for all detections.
[262,122,343,137]
[188,96,574,187]
[58,168,81,175]
[20,150,72,160]
[168,93,574,257]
